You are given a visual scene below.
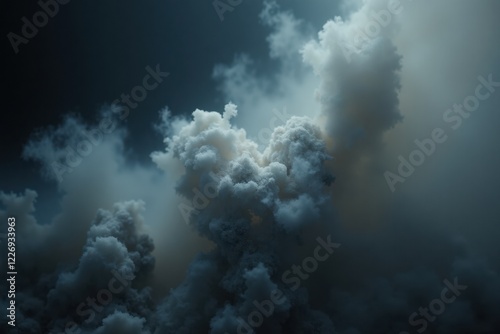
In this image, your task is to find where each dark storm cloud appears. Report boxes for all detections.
[152,103,337,333]
[0,196,155,333]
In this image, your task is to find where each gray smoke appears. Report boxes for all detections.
[2,0,500,333]
[1,195,155,333]
[151,103,336,333]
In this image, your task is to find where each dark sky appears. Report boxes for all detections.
[2,0,260,188]
[1,0,339,193]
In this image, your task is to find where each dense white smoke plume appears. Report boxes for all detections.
[151,103,335,333]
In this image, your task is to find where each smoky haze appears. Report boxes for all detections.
[1,0,500,333]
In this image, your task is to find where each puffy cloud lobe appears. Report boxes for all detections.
[93,311,151,334]
[153,103,335,333]
[274,194,320,231]
[153,104,333,233]
[0,196,155,333]
[209,305,242,334]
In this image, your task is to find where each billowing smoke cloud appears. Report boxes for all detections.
[1,194,155,333]
[19,109,211,293]
[1,102,338,333]
[207,1,500,333]
[300,0,403,229]
[2,0,500,333]
[151,103,335,333]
